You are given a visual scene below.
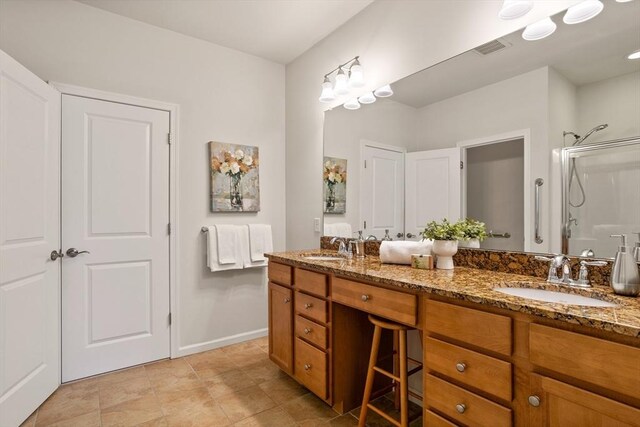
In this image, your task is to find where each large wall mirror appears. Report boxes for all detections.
[323,2,640,259]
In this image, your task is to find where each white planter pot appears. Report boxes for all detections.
[432,240,458,270]
[459,238,480,249]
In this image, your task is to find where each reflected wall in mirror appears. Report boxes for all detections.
[322,2,640,258]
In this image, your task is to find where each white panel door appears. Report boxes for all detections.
[0,50,60,426]
[62,95,170,382]
[405,148,461,240]
[361,144,404,239]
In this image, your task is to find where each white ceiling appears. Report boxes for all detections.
[392,1,640,108]
[75,0,374,64]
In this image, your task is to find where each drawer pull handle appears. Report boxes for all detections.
[304,303,313,309]
[304,328,311,334]
[361,294,370,302]
[284,297,290,304]
[455,362,466,373]
[528,395,541,407]
[455,403,466,414]
[304,364,311,371]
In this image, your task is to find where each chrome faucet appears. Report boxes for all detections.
[535,255,606,288]
[330,237,352,258]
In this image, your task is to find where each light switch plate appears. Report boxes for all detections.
[314,218,321,232]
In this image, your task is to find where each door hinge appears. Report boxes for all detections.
[168,312,172,325]
[460,161,464,169]
[167,222,172,235]
[167,133,172,145]
[364,220,367,229]
[364,160,367,168]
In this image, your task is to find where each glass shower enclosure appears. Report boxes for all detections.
[561,137,640,258]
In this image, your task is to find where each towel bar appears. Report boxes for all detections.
[201,227,209,233]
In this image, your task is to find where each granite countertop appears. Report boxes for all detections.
[266,250,640,339]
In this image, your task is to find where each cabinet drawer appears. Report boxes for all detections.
[295,292,328,324]
[332,277,417,325]
[424,410,459,427]
[295,268,328,297]
[295,338,328,399]
[425,337,512,402]
[529,324,640,399]
[425,374,512,427]
[268,262,292,286]
[295,315,328,349]
[425,300,512,356]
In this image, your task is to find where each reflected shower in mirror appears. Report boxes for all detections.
[322,1,640,257]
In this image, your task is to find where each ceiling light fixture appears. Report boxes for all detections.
[373,85,393,97]
[343,98,361,110]
[358,92,376,104]
[498,0,534,20]
[318,56,365,103]
[563,0,604,24]
[628,50,640,60]
[522,17,557,41]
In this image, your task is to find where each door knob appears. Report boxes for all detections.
[396,233,404,238]
[528,395,541,407]
[406,233,415,239]
[50,250,64,261]
[66,248,90,258]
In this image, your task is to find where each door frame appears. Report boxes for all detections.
[457,129,531,251]
[359,139,406,236]
[50,82,181,359]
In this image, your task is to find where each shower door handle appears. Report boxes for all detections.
[534,178,544,244]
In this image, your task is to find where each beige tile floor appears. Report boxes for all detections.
[19,337,422,427]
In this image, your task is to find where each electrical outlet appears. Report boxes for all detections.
[314,218,321,232]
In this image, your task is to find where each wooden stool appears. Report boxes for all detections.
[359,315,423,427]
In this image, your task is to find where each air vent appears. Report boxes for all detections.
[473,39,511,56]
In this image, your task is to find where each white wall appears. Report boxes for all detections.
[285,0,580,250]
[576,71,640,143]
[323,99,417,233]
[0,0,285,355]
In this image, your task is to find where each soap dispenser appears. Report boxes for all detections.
[350,231,366,259]
[609,234,640,297]
[633,232,640,263]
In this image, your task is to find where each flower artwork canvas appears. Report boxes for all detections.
[323,157,347,214]
[209,142,260,212]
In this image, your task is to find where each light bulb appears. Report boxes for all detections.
[628,50,640,60]
[318,77,335,102]
[563,0,604,24]
[358,92,376,104]
[373,84,393,97]
[349,59,365,88]
[334,68,349,96]
[615,0,633,3]
[522,17,557,41]
[498,0,534,20]
[343,98,361,110]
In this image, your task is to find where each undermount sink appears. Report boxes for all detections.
[303,255,343,261]
[494,287,617,308]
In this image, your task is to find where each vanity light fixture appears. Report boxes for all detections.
[373,84,393,97]
[358,92,376,104]
[318,56,364,103]
[563,0,604,24]
[343,98,361,110]
[498,0,534,20]
[522,17,557,41]
[615,0,634,2]
[628,50,640,60]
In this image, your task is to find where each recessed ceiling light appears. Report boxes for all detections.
[498,0,534,20]
[343,98,361,110]
[522,17,557,41]
[628,50,640,60]
[563,0,604,25]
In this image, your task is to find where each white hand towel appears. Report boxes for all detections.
[206,226,243,272]
[248,224,272,262]
[240,225,273,268]
[379,240,433,265]
[216,224,239,264]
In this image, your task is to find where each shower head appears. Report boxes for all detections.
[573,124,608,146]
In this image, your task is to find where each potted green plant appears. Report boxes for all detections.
[458,218,487,249]
[421,219,464,269]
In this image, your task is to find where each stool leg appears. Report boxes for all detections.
[393,330,400,410]
[399,330,409,427]
[359,324,382,427]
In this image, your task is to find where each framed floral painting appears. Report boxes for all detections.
[323,157,347,214]
[209,141,260,212]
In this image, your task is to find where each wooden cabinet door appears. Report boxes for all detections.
[529,374,640,427]
[269,282,293,374]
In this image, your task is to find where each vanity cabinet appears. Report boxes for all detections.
[268,263,293,374]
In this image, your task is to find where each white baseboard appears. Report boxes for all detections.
[174,328,268,358]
